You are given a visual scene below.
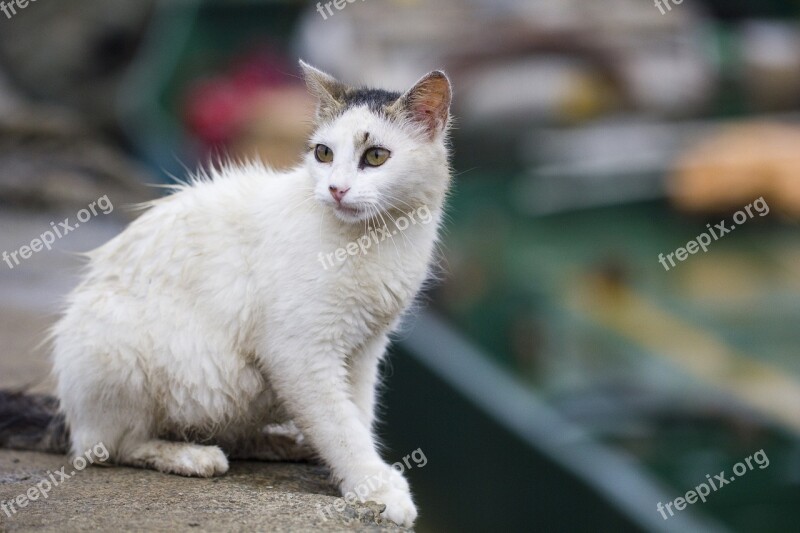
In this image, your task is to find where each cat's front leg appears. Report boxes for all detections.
[261,340,417,527]
[348,334,390,432]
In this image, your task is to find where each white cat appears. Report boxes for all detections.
[47,61,452,527]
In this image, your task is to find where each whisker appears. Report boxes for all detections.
[381,205,416,250]
[374,206,401,259]
[378,192,417,213]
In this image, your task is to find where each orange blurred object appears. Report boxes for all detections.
[670,122,800,217]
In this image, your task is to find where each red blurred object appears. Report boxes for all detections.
[183,47,298,147]
[184,79,246,146]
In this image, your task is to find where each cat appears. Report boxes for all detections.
[0,60,452,527]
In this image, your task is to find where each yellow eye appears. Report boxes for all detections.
[315,144,333,163]
[363,147,390,167]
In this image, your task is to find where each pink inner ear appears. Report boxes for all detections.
[409,77,450,135]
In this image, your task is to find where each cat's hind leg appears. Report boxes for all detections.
[59,354,229,478]
[70,406,229,477]
[224,422,315,462]
[119,440,229,477]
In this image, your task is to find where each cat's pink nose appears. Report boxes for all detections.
[329,185,350,203]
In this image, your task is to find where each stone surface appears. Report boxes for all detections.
[0,451,403,532]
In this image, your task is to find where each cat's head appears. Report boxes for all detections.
[300,61,452,224]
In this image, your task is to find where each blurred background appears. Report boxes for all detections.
[1,0,799,531]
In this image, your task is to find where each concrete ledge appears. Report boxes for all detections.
[0,450,410,532]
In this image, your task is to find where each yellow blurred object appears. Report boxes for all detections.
[560,73,618,123]
[670,122,800,217]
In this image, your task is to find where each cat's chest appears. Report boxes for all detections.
[329,248,428,332]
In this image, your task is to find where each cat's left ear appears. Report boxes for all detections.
[390,70,452,139]
[299,60,348,121]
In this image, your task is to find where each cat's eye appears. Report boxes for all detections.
[315,144,334,163]
[362,147,391,167]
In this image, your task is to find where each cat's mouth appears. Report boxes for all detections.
[333,203,366,221]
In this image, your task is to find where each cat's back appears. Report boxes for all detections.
[83,163,299,283]
[52,164,302,385]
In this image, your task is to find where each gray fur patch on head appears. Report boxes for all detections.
[340,88,402,116]
[300,61,404,124]
[300,60,452,138]
[319,86,402,124]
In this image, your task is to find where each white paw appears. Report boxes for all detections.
[174,445,229,477]
[345,467,417,527]
[373,484,417,528]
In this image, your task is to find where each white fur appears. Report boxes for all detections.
[50,70,451,527]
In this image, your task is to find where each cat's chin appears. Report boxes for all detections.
[332,204,368,223]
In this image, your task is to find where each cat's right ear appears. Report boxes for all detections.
[299,60,347,122]
[390,70,452,140]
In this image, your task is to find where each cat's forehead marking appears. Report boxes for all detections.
[354,131,370,150]
[316,107,390,149]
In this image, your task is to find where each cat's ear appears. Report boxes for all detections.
[299,60,347,121]
[391,70,452,139]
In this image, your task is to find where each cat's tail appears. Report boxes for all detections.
[0,390,69,454]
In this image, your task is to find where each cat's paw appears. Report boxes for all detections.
[373,484,417,528]
[126,441,230,478]
[345,467,417,527]
[173,444,229,477]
